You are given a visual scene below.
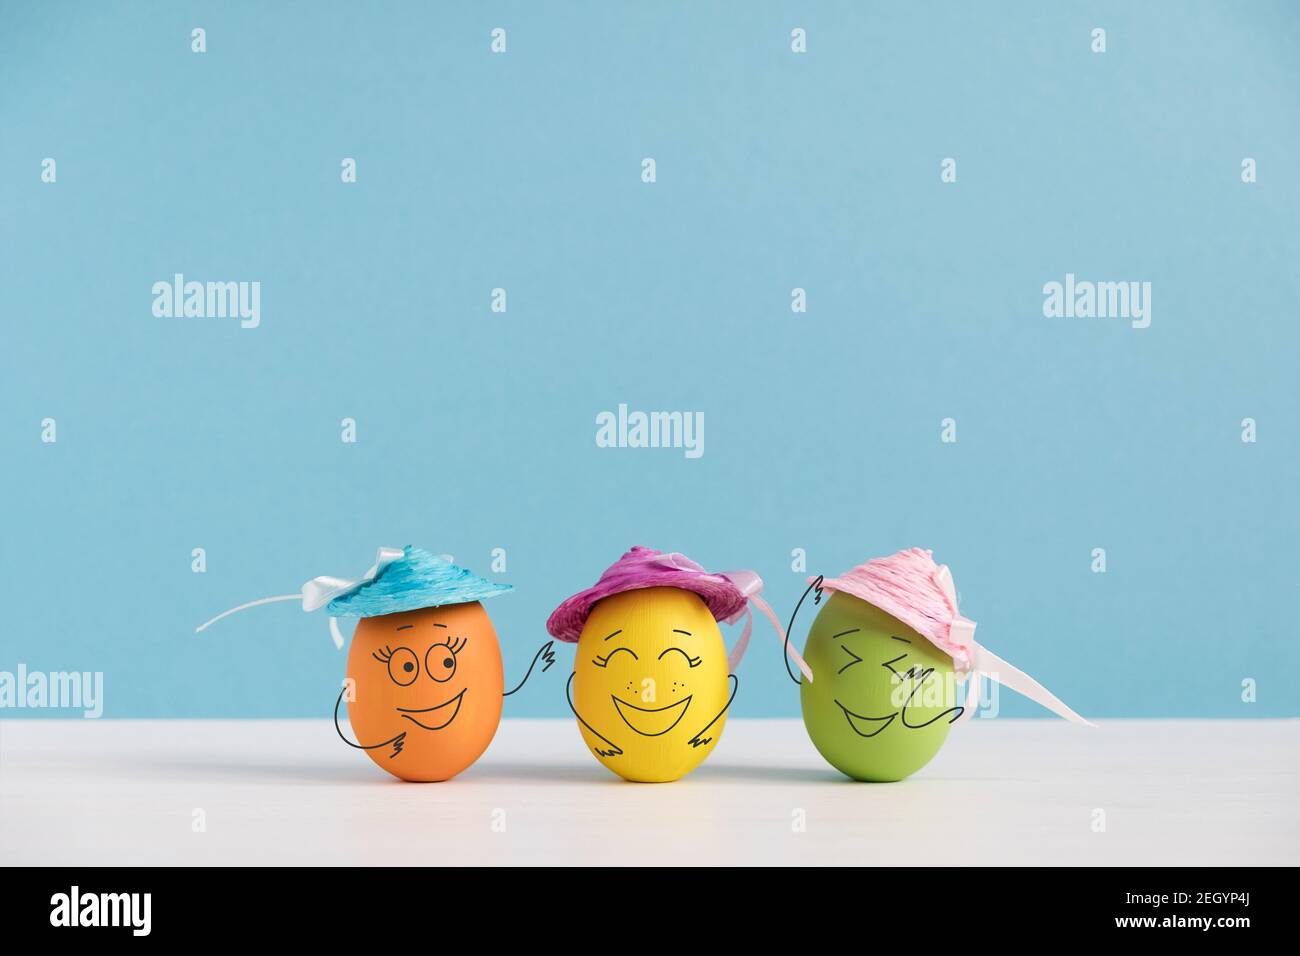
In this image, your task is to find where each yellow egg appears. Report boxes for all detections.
[571,587,733,783]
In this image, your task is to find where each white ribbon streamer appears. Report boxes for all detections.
[195,546,405,649]
[932,564,1094,727]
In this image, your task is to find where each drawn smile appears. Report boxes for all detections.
[396,689,466,731]
[834,700,897,738]
[611,694,692,736]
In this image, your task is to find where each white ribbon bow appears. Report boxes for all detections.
[933,564,1094,727]
[195,546,405,649]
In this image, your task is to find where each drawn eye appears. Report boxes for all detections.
[592,646,638,668]
[881,653,909,678]
[374,646,419,686]
[837,645,863,674]
[658,647,702,668]
[425,640,461,683]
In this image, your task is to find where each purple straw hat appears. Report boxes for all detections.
[546,547,748,642]
[546,546,814,680]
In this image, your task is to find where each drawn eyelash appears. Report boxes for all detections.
[593,647,638,668]
[372,645,395,664]
[447,636,467,655]
[658,647,702,668]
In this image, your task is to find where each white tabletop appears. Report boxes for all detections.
[1,718,1295,866]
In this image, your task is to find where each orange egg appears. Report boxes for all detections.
[343,602,503,782]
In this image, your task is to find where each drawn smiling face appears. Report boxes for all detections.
[799,592,962,782]
[345,602,504,782]
[573,587,731,783]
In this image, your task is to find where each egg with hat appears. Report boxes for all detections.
[197,545,554,782]
[547,546,811,783]
[792,548,1093,782]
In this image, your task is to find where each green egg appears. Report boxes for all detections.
[799,592,964,781]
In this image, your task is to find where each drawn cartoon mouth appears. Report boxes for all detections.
[834,700,896,738]
[611,694,692,736]
[396,689,466,731]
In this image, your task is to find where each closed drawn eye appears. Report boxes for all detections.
[592,646,638,668]
[658,646,702,668]
[882,653,911,677]
[837,644,863,674]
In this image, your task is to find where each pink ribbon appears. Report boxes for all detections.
[723,570,814,682]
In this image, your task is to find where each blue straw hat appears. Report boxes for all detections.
[329,546,512,617]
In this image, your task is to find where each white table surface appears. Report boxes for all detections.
[1,718,1295,866]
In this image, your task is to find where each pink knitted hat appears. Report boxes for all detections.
[818,548,977,670]
[817,547,1092,725]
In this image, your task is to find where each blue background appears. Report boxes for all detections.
[2,1,1297,718]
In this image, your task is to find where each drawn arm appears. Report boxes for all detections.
[688,673,738,749]
[566,671,623,757]
[898,667,964,728]
[504,641,557,697]
[334,685,407,759]
[783,576,824,684]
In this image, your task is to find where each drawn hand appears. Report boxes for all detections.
[504,640,559,697]
[687,674,737,749]
[334,686,408,756]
